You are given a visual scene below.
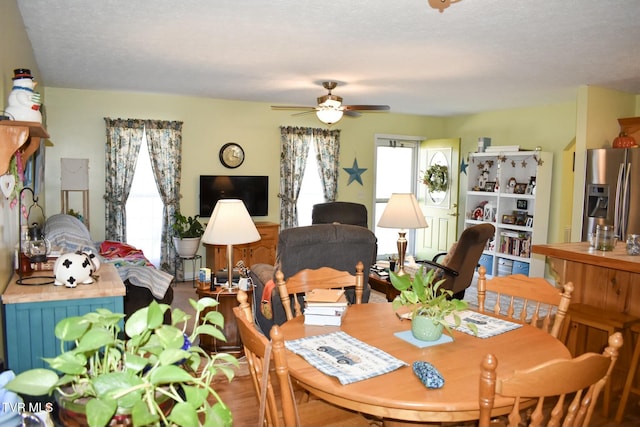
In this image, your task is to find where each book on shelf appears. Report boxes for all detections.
[305,288,349,308]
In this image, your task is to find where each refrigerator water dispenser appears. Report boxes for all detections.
[586,184,609,218]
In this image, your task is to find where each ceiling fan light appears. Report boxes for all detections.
[316,108,344,124]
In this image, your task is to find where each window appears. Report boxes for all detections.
[126,132,164,267]
[373,136,421,259]
[297,142,323,226]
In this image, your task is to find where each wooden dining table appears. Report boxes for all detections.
[279,303,571,425]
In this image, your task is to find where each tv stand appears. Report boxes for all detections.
[203,222,279,272]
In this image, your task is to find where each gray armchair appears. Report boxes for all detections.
[250,223,377,335]
[311,201,368,228]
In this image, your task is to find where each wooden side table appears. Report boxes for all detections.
[368,273,399,302]
[195,286,252,357]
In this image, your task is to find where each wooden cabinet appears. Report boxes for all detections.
[204,222,279,271]
[1,264,125,374]
[0,121,49,175]
[465,151,552,277]
[533,242,640,315]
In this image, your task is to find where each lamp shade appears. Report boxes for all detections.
[201,199,260,245]
[377,193,428,230]
[316,108,343,125]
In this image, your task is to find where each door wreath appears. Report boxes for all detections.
[422,164,448,193]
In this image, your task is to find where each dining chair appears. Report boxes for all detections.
[479,332,623,427]
[275,261,364,321]
[476,265,574,339]
[232,290,371,427]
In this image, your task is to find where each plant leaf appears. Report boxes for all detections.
[75,327,115,352]
[131,399,160,427]
[159,348,190,366]
[4,369,59,396]
[205,402,233,427]
[148,365,195,385]
[86,397,117,427]
[194,324,227,341]
[168,401,199,427]
[54,316,89,341]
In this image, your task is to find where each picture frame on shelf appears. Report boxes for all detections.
[514,183,528,194]
[484,181,496,192]
[502,214,516,225]
[514,210,527,226]
[526,176,537,195]
[516,199,528,210]
[526,215,534,227]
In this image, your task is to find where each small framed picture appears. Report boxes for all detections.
[516,199,528,210]
[485,181,496,192]
[514,183,528,194]
[526,215,534,227]
[502,214,516,225]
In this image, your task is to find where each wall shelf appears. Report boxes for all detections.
[0,121,49,175]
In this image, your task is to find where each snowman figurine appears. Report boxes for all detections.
[5,68,42,123]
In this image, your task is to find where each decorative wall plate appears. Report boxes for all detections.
[219,142,244,168]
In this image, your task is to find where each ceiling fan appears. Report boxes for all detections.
[271,81,390,124]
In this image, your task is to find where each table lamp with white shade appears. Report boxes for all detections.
[377,193,428,276]
[201,199,260,288]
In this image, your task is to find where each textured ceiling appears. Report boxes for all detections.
[16,0,640,117]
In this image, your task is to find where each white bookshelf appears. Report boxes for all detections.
[464,151,552,277]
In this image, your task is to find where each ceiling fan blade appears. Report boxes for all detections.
[343,110,361,118]
[292,110,317,117]
[271,106,316,111]
[343,105,390,111]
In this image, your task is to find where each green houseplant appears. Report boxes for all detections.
[172,212,205,239]
[6,298,238,427]
[172,212,205,258]
[390,266,477,341]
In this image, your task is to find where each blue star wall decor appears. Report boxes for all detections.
[343,158,367,185]
[460,158,468,175]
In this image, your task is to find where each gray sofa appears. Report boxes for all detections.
[250,223,377,335]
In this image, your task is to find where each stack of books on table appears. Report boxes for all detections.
[304,288,348,326]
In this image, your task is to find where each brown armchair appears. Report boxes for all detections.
[418,223,495,300]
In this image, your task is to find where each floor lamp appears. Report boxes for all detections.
[377,193,428,276]
[201,199,260,288]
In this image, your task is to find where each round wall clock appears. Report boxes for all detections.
[219,142,245,168]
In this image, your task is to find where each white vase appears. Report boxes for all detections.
[173,237,201,258]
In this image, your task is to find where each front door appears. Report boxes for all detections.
[416,138,460,260]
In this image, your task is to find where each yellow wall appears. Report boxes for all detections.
[571,86,638,240]
[0,0,45,361]
[445,102,577,244]
[43,87,443,254]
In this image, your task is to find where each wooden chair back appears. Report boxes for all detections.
[233,290,370,427]
[275,261,364,321]
[479,332,623,427]
[476,265,574,338]
[233,290,297,427]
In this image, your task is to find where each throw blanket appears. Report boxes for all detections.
[100,241,173,299]
[45,214,173,300]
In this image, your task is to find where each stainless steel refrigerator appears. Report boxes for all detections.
[582,148,640,240]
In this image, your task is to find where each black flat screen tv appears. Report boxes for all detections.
[199,175,269,217]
